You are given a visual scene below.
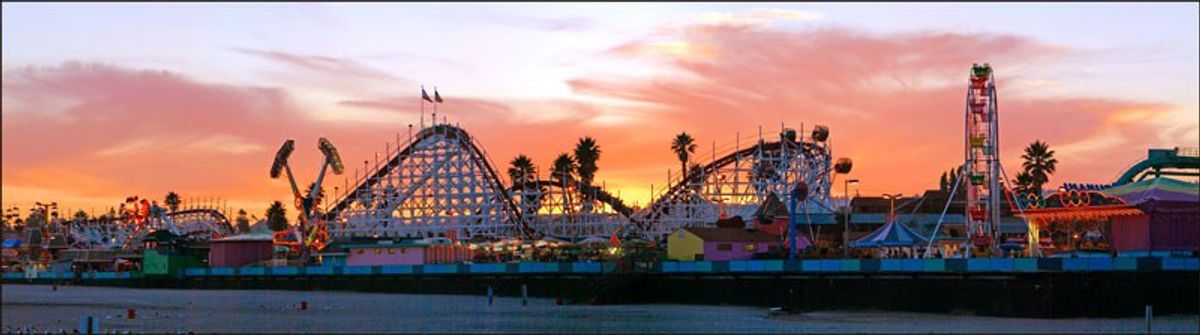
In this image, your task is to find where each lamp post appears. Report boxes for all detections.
[881,194,903,223]
[843,179,859,258]
[881,193,904,259]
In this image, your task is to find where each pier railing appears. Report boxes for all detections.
[5,257,1197,283]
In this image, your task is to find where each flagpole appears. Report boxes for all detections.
[433,86,439,123]
[420,85,426,130]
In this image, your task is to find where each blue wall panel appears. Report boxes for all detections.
[240,267,266,276]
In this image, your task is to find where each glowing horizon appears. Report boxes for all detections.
[3,3,1197,217]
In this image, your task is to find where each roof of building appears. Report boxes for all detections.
[1102,177,1199,204]
[212,233,274,242]
[851,220,929,248]
[344,242,427,249]
[681,227,780,243]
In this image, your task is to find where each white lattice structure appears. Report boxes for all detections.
[325,120,841,242]
[513,179,628,239]
[66,206,232,249]
[329,124,530,239]
[632,125,837,239]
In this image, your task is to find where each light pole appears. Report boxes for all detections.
[881,193,904,258]
[881,194,903,223]
[843,179,859,258]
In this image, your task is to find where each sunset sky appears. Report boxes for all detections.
[3,3,1197,217]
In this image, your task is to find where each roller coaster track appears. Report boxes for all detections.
[633,134,834,236]
[328,124,534,238]
[67,208,233,249]
[510,180,635,218]
[326,122,836,240]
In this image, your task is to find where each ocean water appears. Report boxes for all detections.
[2,284,1196,334]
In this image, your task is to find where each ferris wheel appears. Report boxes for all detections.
[964,63,1002,249]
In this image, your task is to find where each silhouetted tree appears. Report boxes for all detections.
[235,209,251,233]
[265,201,289,232]
[164,192,181,212]
[1021,140,1058,194]
[671,132,696,178]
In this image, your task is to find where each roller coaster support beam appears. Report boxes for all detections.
[788,183,809,259]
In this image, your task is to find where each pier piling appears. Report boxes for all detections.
[1145,305,1152,334]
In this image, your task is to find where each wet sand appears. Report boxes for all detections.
[2,284,1196,334]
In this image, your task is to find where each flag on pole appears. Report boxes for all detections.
[421,87,434,103]
[434,89,443,103]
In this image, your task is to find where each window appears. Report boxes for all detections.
[400,248,407,254]
[356,249,364,255]
[374,249,382,255]
[717,243,732,251]
[743,244,757,252]
[387,248,395,254]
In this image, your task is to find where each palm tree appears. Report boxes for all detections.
[265,201,289,232]
[671,132,697,179]
[235,209,251,233]
[1012,171,1036,196]
[1021,140,1058,194]
[508,155,537,187]
[72,210,89,222]
[508,155,542,214]
[304,182,326,206]
[574,137,602,212]
[574,137,601,187]
[550,153,577,186]
[164,192,181,212]
[551,153,577,213]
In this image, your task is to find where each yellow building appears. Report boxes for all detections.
[667,228,705,261]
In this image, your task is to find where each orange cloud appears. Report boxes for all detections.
[1,62,390,214]
[0,61,673,215]
[568,24,1192,196]
[3,23,1193,218]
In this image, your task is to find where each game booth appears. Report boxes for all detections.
[1018,179,1199,257]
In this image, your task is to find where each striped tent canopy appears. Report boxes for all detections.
[1102,177,1199,205]
[850,220,929,248]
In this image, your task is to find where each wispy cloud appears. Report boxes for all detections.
[232,48,399,81]
[569,21,1190,193]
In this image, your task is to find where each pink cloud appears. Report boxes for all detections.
[568,24,1190,194]
[3,23,1193,216]
[233,48,400,82]
[0,62,406,212]
[0,62,667,214]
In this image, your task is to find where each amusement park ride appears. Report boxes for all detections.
[41,63,1089,263]
[19,197,236,269]
[964,64,1005,250]
[317,117,849,245]
[269,137,345,263]
[925,63,1037,257]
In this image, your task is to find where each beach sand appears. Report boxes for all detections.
[3,284,1196,334]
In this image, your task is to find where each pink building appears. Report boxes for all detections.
[345,242,427,266]
[668,227,781,261]
[208,234,274,267]
[343,239,474,266]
